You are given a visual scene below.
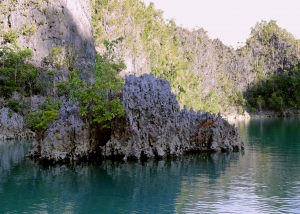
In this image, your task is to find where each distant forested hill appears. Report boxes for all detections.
[90,0,300,114]
[1,0,299,115]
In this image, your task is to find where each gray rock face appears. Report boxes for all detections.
[0,0,96,141]
[28,95,47,112]
[102,74,241,160]
[0,0,95,73]
[28,74,240,162]
[0,93,47,140]
[28,100,99,163]
[0,108,35,140]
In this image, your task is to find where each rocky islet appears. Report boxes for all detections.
[27,74,241,163]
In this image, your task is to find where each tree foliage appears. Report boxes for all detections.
[90,2,300,114]
[247,62,300,111]
[67,38,125,128]
[250,20,297,45]
[25,98,62,131]
[90,0,207,112]
[0,46,39,97]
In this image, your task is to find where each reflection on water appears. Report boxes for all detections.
[1,118,300,214]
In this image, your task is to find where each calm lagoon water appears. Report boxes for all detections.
[1,118,300,213]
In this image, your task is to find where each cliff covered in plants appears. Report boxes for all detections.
[1,0,300,145]
[0,0,95,139]
[90,0,300,114]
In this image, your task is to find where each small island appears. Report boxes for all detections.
[1,0,300,164]
[27,73,241,163]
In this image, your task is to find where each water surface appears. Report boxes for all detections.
[1,118,300,213]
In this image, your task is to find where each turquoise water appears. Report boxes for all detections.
[1,118,300,213]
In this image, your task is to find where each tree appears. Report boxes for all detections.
[67,38,126,128]
[0,46,39,98]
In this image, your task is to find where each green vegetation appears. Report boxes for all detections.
[43,45,78,72]
[25,98,62,131]
[0,45,59,131]
[22,23,37,37]
[247,63,300,111]
[202,90,219,113]
[246,20,300,75]
[93,3,300,114]
[250,20,297,45]
[0,46,40,98]
[1,0,300,127]
[7,99,24,113]
[91,0,208,112]
[245,20,300,112]
[48,47,63,70]
[253,60,266,82]
[2,30,18,44]
[63,38,125,128]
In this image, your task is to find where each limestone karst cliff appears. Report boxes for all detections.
[1,0,299,117]
[0,0,95,139]
[103,74,240,160]
[1,0,300,163]
[0,0,95,73]
[28,74,241,163]
[90,0,300,114]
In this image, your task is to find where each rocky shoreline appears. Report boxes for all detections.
[223,108,300,122]
[0,108,35,141]
[25,74,242,163]
[250,109,300,118]
[3,75,300,163]
[101,74,241,160]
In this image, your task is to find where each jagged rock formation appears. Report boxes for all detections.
[0,92,45,140]
[28,74,240,162]
[28,100,99,163]
[0,93,47,140]
[102,74,240,160]
[0,108,35,140]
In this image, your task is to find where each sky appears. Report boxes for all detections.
[143,0,300,48]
